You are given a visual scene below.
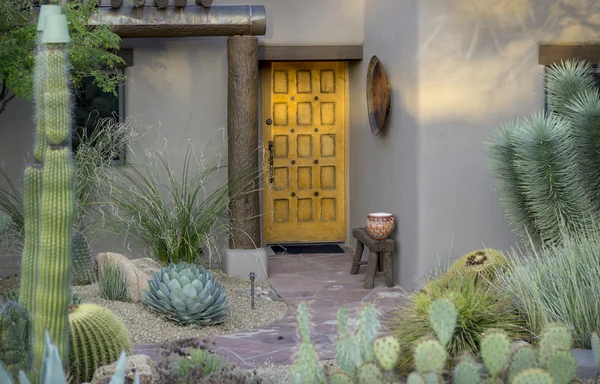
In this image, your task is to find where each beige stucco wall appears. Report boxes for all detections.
[350,0,600,289]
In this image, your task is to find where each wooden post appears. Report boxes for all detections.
[227,36,260,249]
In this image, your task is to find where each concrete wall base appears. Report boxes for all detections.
[222,248,268,281]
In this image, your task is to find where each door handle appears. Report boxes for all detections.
[268,141,274,183]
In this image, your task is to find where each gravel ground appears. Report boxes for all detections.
[72,269,288,345]
[255,360,339,384]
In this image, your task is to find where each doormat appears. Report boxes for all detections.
[271,244,345,254]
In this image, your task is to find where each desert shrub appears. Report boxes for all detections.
[168,348,223,381]
[390,275,525,374]
[102,143,237,265]
[97,263,128,302]
[499,226,600,348]
[486,59,600,249]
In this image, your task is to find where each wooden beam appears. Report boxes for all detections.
[115,49,134,67]
[227,36,260,249]
[258,45,363,61]
[539,44,600,66]
[153,0,169,9]
[88,5,267,38]
[195,0,214,6]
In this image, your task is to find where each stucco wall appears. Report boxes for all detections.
[0,1,364,273]
[350,0,600,289]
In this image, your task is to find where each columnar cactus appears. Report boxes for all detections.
[409,299,579,384]
[30,12,75,372]
[18,4,62,341]
[71,230,94,285]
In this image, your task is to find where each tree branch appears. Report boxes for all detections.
[0,82,15,114]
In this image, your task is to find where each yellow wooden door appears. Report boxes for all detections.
[263,61,347,244]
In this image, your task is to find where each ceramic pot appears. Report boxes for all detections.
[366,213,395,240]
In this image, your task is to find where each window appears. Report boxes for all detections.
[73,70,126,164]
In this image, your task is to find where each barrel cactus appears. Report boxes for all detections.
[142,262,229,326]
[68,303,131,383]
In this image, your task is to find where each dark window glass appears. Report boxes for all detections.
[73,72,125,164]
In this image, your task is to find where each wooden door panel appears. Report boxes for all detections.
[263,62,347,243]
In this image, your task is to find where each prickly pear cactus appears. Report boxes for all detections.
[413,338,447,375]
[452,353,480,384]
[427,298,456,347]
[480,330,511,379]
[507,344,537,383]
[592,331,600,384]
[537,324,573,366]
[289,302,326,384]
[545,349,577,384]
[373,335,400,371]
[512,368,555,384]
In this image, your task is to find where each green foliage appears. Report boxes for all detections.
[486,59,600,249]
[68,304,132,383]
[142,262,229,326]
[0,300,29,379]
[390,275,523,374]
[0,331,136,384]
[0,211,11,234]
[168,348,223,381]
[498,226,600,348]
[71,230,94,286]
[290,302,401,384]
[0,0,124,114]
[408,299,580,384]
[102,144,234,265]
[98,263,128,302]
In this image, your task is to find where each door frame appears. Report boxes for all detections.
[259,61,349,245]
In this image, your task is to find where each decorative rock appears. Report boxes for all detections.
[130,257,163,276]
[91,354,158,384]
[95,252,152,302]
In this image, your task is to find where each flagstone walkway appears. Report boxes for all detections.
[133,244,407,369]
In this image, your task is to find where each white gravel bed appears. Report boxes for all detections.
[72,269,288,345]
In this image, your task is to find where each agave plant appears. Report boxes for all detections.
[142,262,229,326]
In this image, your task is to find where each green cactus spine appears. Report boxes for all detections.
[68,304,131,383]
[32,12,74,373]
[19,5,62,346]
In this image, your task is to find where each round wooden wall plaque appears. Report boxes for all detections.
[366,55,391,136]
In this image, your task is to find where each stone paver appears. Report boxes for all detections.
[133,244,406,368]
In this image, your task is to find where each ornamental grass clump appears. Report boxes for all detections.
[97,263,128,302]
[102,144,233,266]
[499,225,600,348]
[390,275,525,375]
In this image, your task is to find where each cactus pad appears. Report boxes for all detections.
[480,329,511,377]
[538,324,573,365]
[373,335,400,371]
[453,353,480,384]
[427,298,457,347]
[358,305,380,362]
[407,372,427,384]
[508,344,537,383]
[328,370,354,384]
[546,349,577,384]
[422,372,443,384]
[336,334,362,376]
[68,304,132,383]
[413,338,447,374]
[357,362,383,384]
[513,368,555,384]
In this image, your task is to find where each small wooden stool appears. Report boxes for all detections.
[350,228,395,289]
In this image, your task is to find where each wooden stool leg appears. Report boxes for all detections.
[350,240,364,274]
[364,251,378,289]
[377,252,383,272]
[384,252,394,287]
